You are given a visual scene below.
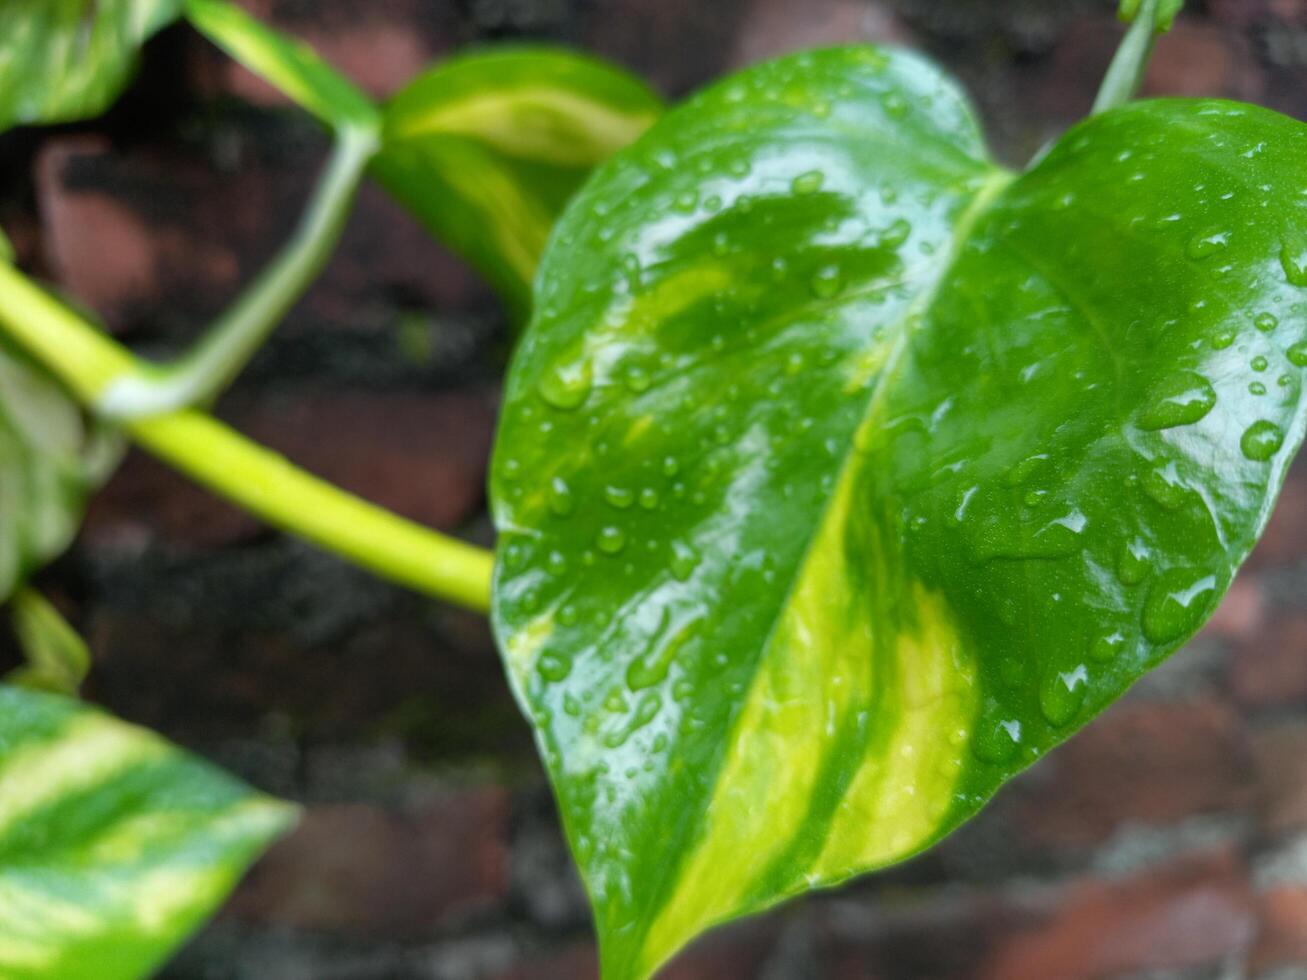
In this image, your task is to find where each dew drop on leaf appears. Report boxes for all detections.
[538,357,594,411]
[1141,462,1187,510]
[1142,569,1219,644]
[604,485,635,509]
[538,652,572,683]
[639,487,660,510]
[1241,419,1285,461]
[1117,537,1153,586]
[1255,312,1279,333]
[1186,229,1230,260]
[1090,631,1127,662]
[971,715,1021,764]
[791,169,825,195]
[1281,237,1307,286]
[880,218,912,250]
[1252,355,1269,372]
[810,264,843,299]
[880,91,908,119]
[1211,326,1237,350]
[1249,381,1267,396]
[1288,341,1307,367]
[670,539,701,581]
[548,476,575,517]
[597,526,627,555]
[1137,371,1217,431]
[1039,664,1088,727]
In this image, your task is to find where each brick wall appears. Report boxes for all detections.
[2,1,1306,977]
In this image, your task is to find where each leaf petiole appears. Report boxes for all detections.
[1093,0,1180,116]
[0,262,495,613]
[96,123,378,419]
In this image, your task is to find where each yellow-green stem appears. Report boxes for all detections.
[0,262,494,613]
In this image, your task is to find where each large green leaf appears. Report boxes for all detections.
[0,0,183,132]
[0,685,296,979]
[372,48,664,320]
[490,46,1307,979]
[0,335,120,605]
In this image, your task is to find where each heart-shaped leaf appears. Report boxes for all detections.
[0,0,183,132]
[0,685,296,979]
[372,48,663,320]
[491,46,1307,979]
[0,335,121,605]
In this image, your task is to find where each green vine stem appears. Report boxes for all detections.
[1093,0,1179,116]
[0,262,495,613]
[97,123,378,419]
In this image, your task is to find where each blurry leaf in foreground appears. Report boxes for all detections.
[0,685,297,980]
[6,590,91,696]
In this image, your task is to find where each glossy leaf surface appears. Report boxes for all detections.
[0,0,182,132]
[373,48,663,320]
[0,686,296,979]
[0,336,120,605]
[491,46,1307,980]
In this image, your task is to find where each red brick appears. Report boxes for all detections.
[1012,700,1256,849]
[983,850,1256,980]
[1254,887,1307,972]
[228,790,509,939]
[1247,468,1307,571]
[731,0,912,67]
[1227,613,1307,709]
[1142,22,1265,102]
[1252,723,1307,836]
[233,387,495,531]
[1202,573,1266,643]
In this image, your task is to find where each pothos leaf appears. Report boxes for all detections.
[491,46,1307,979]
[372,48,664,321]
[1120,0,1185,32]
[0,334,122,605]
[0,685,296,979]
[0,0,183,132]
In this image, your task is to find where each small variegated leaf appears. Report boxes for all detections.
[0,335,121,605]
[0,0,183,132]
[491,46,1307,979]
[372,47,663,320]
[0,685,296,980]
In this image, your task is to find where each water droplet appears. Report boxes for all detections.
[623,361,652,393]
[1288,341,1307,367]
[1241,419,1284,461]
[791,169,825,195]
[1117,537,1153,586]
[548,476,575,517]
[547,551,568,575]
[1142,568,1219,643]
[880,218,912,249]
[1040,664,1088,727]
[1256,312,1280,333]
[597,526,627,555]
[1211,327,1237,350]
[810,264,843,299]
[880,91,908,119]
[1281,237,1307,286]
[1252,355,1270,372]
[670,539,701,581]
[672,189,699,214]
[1090,631,1127,662]
[1187,229,1230,260]
[1137,371,1217,431]
[1142,461,1188,510]
[662,456,680,478]
[537,652,572,683]
[627,617,701,691]
[539,357,594,411]
[604,485,635,509]
[1250,381,1267,396]
[639,487,660,510]
[972,715,1022,764]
